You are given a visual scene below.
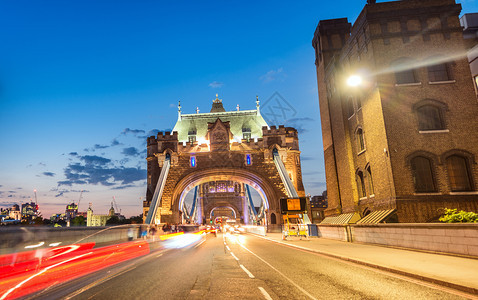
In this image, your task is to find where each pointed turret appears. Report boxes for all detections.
[210,94,226,113]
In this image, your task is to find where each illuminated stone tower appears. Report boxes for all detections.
[312,0,478,222]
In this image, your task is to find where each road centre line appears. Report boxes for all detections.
[226,245,231,251]
[239,243,317,300]
[258,287,273,300]
[230,252,239,261]
[239,264,255,278]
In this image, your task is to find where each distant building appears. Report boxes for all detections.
[65,202,78,221]
[87,203,114,226]
[86,203,123,226]
[9,204,21,221]
[21,202,40,222]
[312,0,478,223]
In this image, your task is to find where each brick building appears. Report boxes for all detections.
[312,0,478,222]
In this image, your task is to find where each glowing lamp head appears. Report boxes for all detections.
[347,75,362,87]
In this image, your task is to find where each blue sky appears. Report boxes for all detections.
[1,0,477,217]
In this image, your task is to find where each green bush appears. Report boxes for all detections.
[439,208,478,223]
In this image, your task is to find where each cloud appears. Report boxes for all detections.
[209,81,224,88]
[169,103,177,108]
[122,128,145,136]
[302,171,321,176]
[305,181,327,188]
[111,139,121,146]
[55,191,65,197]
[260,68,285,83]
[69,152,78,156]
[81,155,111,166]
[42,172,55,177]
[38,162,46,167]
[285,117,315,133]
[0,201,18,207]
[301,156,315,161]
[122,147,140,157]
[58,159,146,187]
[138,129,171,140]
[111,184,136,190]
[94,144,109,149]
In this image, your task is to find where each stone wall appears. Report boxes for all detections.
[315,223,478,257]
[316,224,349,241]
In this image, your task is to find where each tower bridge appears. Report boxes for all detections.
[143,95,305,226]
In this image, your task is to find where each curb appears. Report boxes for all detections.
[248,233,478,296]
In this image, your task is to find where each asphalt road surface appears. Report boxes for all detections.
[29,233,470,300]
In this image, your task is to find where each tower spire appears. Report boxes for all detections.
[178,100,182,120]
[210,94,226,112]
[256,95,261,115]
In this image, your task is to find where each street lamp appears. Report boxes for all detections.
[347,75,362,87]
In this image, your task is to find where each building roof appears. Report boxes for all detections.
[172,95,268,142]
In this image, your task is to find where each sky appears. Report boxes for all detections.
[1,0,477,218]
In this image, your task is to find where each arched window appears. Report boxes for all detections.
[366,165,374,195]
[428,63,450,82]
[411,156,436,192]
[417,105,444,130]
[446,155,473,191]
[356,171,366,198]
[356,128,365,152]
[270,213,277,224]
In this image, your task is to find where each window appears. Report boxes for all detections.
[188,135,196,143]
[417,105,444,131]
[395,69,417,84]
[356,128,365,152]
[428,63,450,82]
[356,171,366,198]
[188,130,197,143]
[347,97,354,118]
[242,128,251,141]
[446,155,473,191]
[271,213,277,224]
[190,156,197,168]
[245,154,252,166]
[366,165,374,195]
[411,156,436,192]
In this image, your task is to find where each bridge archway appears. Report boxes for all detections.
[208,206,238,220]
[171,168,278,223]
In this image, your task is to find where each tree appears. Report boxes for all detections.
[71,216,86,226]
[106,216,121,225]
[129,215,143,224]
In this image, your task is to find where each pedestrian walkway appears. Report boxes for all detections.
[251,232,478,296]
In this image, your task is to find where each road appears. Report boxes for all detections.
[29,233,468,300]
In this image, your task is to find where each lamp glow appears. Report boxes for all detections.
[347,75,362,87]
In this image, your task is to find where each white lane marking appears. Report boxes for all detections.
[230,252,239,261]
[239,243,317,300]
[239,264,255,278]
[156,253,163,258]
[258,287,273,300]
[226,245,231,251]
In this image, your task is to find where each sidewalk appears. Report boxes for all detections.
[252,233,478,296]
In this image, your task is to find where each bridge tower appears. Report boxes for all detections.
[143,95,306,226]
